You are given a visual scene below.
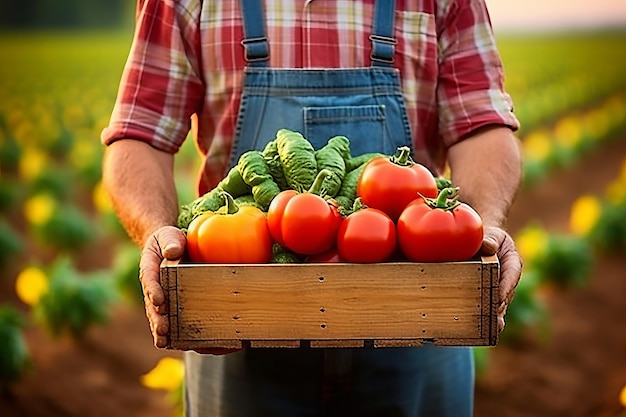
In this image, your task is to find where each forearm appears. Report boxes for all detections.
[447,126,523,229]
[102,139,179,247]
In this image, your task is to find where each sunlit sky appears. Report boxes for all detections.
[486,1,626,33]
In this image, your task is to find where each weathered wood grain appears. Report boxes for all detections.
[160,256,499,349]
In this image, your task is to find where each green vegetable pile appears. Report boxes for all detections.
[177,129,386,230]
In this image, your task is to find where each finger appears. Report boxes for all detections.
[137,226,187,349]
[139,227,186,304]
[154,303,169,315]
[142,273,165,307]
[155,226,186,260]
[155,334,169,349]
[145,299,170,347]
[497,301,508,333]
[145,301,169,335]
[139,236,168,307]
[147,307,169,335]
[498,241,522,305]
[479,226,504,256]
[479,227,523,305]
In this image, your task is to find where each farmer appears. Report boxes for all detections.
[101,1,523,416]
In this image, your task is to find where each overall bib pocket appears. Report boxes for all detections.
[303,105,390,156]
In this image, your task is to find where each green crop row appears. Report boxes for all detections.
[498,31,626,134]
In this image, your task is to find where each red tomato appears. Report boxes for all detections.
[337,204,397,263]
[267,171,342,256]
[266,189,298,247]
[186,192,273,264]
[397,187,483,262]
[356,146,438,221]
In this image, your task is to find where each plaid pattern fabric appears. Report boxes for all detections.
[102,0,519,194]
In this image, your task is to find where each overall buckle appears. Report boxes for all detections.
[369,34,397,65]
[241,36,270,63]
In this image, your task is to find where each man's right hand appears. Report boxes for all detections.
[140,226,186,349]
[139,225,242,355]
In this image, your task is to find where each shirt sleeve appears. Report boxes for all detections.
[436,0,520,148]
[101,0,204,154]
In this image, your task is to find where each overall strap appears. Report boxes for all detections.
[240,0,396,67]
[239,0,270,67]
[370,0,397,67]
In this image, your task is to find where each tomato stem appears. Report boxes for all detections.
[339,197,366,217]
[435,177,453,190]
[421,187,461,210]
[308,169,333,196]
[352,197,367,212]
[390,146,413,166]
[220,191,239,214]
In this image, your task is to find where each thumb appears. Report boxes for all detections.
[480,226,502,256]
[154,226,186,260]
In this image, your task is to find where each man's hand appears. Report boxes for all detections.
[140,225,242,355]
[140,226,186,349]
[479,226,523,333]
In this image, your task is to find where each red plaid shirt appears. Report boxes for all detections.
[102,0,519,195]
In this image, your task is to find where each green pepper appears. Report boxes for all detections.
[238,150,281,211]
[315,135,350,197]
[345,152,387,172]
[216,166,251,198]
[270,243,302,264]
[177,187,225,229]
[234,194,265,211]
[334,163,366,210]
[262,140,290,190]
[275,129,318,191]
[177,204,194,230]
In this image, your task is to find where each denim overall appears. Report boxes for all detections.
[184,1,474,416]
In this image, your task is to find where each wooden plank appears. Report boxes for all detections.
[373,339,424,348]
[175,263,480,341]
[159,262,179,345]
[170,339,243,350]
[480,257,490,341]
[488,257,501,345]
[311,339,365,348]
[249,340,301,348]
[161,258,499,349]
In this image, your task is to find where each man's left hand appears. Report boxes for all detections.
[479,226,523,332]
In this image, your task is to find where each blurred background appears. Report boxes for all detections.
[1,1,626,416]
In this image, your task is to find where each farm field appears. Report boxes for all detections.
[1,29,626,417]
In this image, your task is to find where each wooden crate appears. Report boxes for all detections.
[159,256,499,350]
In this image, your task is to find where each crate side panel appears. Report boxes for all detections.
[173,262,485,342]
[160,266,179,345]
[489,260,501,345]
